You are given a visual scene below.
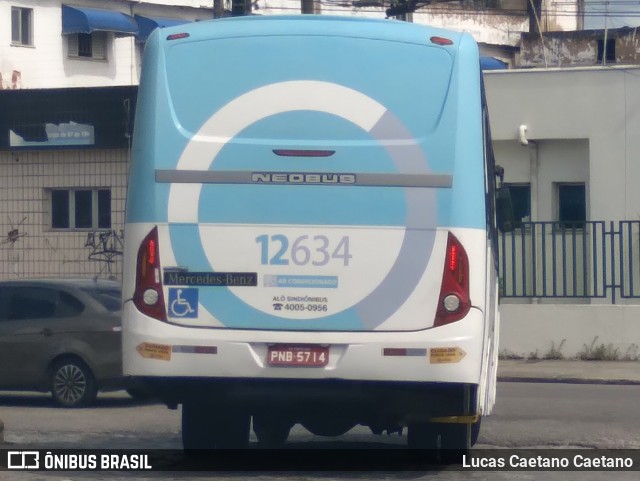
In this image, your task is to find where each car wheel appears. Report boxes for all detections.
[50,358,97,408]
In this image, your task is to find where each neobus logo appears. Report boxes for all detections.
[251,172,356,185]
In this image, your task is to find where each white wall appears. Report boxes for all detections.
[485,67,640,222]
[486,67,640,358]
[0,0,211,89]
[2,0,134,88]
[496,139,589,221]
[501,304,640,359]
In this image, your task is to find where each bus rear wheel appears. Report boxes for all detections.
[182,401,250,449]
[408,421,478,463]
[407,422,439,449]
[253,415,292,447]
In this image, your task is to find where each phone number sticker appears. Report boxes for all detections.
[272,295,329,312]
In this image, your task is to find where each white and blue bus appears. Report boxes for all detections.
[123,15,502,451]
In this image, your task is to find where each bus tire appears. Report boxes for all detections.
[182,402,250,449]
[440,421,479,450]
[214,409,251,449]
[408,421,476,463]
[253,415,292,447]
[407,422,439,449]
[182,402,216,450]
[471,417,481,446]
[439,423,473,464]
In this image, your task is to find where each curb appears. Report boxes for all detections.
[498,376,640,386]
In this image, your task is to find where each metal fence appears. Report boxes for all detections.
[499,221,640,302]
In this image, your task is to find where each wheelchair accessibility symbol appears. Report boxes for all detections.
[168,288,199,318]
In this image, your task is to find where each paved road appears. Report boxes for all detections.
[1,382,640,480]
[3,382,640,450]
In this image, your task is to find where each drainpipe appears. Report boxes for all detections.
[521,125,540,303]
[603,6,609,66]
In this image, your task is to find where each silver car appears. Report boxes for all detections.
[0,278,123,407]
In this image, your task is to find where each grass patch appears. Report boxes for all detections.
[577,336,620,361]
[543,339,566,360]
[498,349,525,360]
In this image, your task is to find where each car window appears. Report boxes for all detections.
[0,287,5,321]
[7,287,58,320]
[57,291,85,317]
[81,287,122,312]
[5,287,85,320]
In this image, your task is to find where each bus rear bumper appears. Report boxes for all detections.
[123,302,486,387]
[134,375,478,424]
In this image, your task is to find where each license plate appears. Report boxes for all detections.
[267,345,329,367]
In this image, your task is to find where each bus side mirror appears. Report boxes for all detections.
[496,186,515,233]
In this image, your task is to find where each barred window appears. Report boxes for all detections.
[48,188,112,230]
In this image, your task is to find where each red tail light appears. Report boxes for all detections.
[430,36,454,46]
[133,227,167,321]
[434,232,471,327]
[167,32,190,41]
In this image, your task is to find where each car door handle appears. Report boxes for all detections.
[41,328,53,337]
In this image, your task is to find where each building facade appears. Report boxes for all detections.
[519,27,640,68]
[3,1,638,358]
[486,66,640,358]
[0,0,566,280]
[1,1,211,279]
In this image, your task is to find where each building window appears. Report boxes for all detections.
[557,183,586,228]
[49,189,112,230]
[504,183,531,228]
[68,32,106,60]
[597,38,616,63]
[11,7,33,46]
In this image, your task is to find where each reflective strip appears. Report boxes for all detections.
[156,170,453,188]
[429,414,481,424]
[172,345,218,354]
[382,348,428,356]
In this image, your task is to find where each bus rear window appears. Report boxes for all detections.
[165,36,453,139]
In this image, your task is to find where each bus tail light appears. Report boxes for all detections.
[133,227,167,321]
[434,232,470,327]
[430,36,454,46]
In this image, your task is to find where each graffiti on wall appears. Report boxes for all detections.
[1,216,27,247]
[1,216,29,277]
[85,230,124,278]
[1,217,124,279]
